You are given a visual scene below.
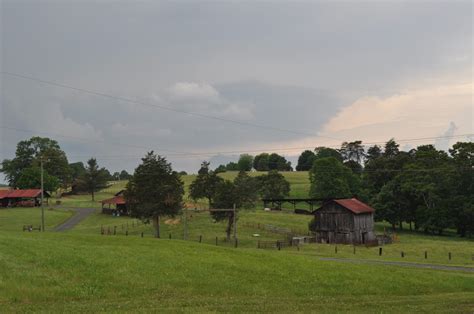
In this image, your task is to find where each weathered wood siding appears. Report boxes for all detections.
[314,202,375,244]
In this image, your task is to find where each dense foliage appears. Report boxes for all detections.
[309,157,359,199]
[365,141,473,236]
[125,152,184,238]
[75,158,110,201]
[1,137,70,190]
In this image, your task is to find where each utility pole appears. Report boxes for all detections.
[233,203,237,240]
[40,158,45,232]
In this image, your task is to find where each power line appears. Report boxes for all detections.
[0,71,341,140]
[1,125,471,159]
[0,125,195,156]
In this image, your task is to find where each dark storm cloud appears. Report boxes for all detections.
[1,0,471,177]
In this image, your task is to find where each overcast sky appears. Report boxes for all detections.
[1,0,472,179]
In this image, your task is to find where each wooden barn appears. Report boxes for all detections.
[312,198,376,245]
[100,190,128,216]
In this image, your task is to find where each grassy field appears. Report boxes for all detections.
[58,171,312,209]
[0,207,73,232]
[0,231,473,313]
[1,173,474,312]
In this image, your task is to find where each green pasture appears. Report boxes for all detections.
[0,231,473,313]
[1,175,474,312]
[0,207,73,232]
[58,171,312,209]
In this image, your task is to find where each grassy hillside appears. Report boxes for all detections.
[0,231,473,312]
[2,175,473,312]
[59,171,310,209]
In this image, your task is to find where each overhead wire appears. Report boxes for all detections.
[1,125,471,160]
[0,71,341,140]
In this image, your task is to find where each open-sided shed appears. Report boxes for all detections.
[0,189,50,207]
[101,190,127,215]
[313,198,376,245]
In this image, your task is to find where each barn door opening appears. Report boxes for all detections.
[362,232,367,244]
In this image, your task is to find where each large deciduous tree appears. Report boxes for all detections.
[268,153,292,171]
[189,161,223,206]
[296,150,316,171]
[309,157,359,199]
[211,180,238,241]
[125,152,184,238]
[233,171,259,208]
[1,137,70,189]
[16,167,59,192]
[253,153,270,171]
[340,140,366,165]
[237,154,254,171]
[256,170,290,199]
[449,142,474,237]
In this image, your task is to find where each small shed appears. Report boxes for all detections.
[0,189,50,207]
[313,198,376,245]
[101,190,128,216]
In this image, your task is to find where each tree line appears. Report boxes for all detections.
[3,136,472,238]
[1,136,133,200]
[305,140,473,237]
[215,153,293,172]
[189,161,291,239]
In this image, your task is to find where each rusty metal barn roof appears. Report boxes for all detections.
[333,198,375,214]
[101,195,126,205]
[0,189,49,199]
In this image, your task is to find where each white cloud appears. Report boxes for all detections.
[164,81,255,120]
[319,83,473,148]
[167,82,220,104]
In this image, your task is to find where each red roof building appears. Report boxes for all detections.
[313,198,376,245]
[100,190,128,215]
[333,198,375,214]
[0,189,50,207]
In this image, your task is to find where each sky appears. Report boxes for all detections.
[0,0,472,180]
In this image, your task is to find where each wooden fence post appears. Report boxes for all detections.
[401,251,404,258]
[141,232,144,238]
[125,230,128,236]
[114,226,117,235]
[215,237,218,246]
[424,251,428,259]
[449,252,451,260]
[169,233,171,239]
[379,247,382,256]
[199,235,202,243]
[353,246,356,254]
[335,245,338,254]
